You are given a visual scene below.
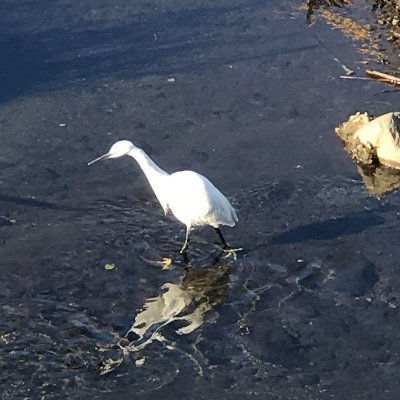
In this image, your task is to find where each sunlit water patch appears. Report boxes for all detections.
[2,176,400,398]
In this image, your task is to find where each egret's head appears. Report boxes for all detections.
[88,140,135,165]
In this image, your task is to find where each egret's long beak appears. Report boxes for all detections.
[88,153,111,166]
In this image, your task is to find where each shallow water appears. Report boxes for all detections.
[1,1,400,399]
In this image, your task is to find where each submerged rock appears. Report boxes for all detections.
[326,258,379,297]
[336,111,400,195]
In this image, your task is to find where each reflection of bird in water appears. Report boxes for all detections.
[124,263,231,350]
[88,140,238,256]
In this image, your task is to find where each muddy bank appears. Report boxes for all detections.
[306,0,400,69]
[373,0,400,44]
[308,0,400,42]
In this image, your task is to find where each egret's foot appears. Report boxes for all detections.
[161,257,173,270]
[222,247,243,260]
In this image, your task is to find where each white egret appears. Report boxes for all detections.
[88,140,238,254]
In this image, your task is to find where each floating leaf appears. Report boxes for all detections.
[135,357,146,367]
[161,258,172,270]
[96,357,123,375]
[104,263,115,270]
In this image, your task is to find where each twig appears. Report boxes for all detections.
[340,75,371,80]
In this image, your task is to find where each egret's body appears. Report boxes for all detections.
[88,140,237,253]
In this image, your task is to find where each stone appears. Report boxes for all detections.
[336,112,400,195]
[354,112,400,168]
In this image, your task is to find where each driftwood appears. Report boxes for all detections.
[366,69,400,86]
[340,69,400,89]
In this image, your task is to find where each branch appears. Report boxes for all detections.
[366,69,400,86]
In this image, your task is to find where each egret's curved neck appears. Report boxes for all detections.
[129,148,168,178]
[128,148,170,212]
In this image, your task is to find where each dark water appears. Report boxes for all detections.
[1,1,400,399]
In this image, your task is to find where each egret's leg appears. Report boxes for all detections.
[214,227,242,259]
[182,251,190,267]
[180,227,191,254]
[214,227,228,248]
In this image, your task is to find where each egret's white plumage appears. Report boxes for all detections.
[88,140,237,253]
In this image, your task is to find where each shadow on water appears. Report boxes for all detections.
[271,210,387,244]
[0,1,318,104]
[0,5,245,103]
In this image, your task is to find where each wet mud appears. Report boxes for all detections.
[1,1,400,399]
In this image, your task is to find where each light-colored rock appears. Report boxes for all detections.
[335,111,400,195]
[336,111,400,168]
[354,112,400,168]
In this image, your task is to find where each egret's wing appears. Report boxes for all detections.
[202,182,238,227]
[168,171,237,227]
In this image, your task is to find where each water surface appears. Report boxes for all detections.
[1,1,400,399]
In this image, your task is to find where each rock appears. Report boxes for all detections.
[326,258,379,297]
[354,112,400,168]
[336,112,400,168]
[336,112,375,165]
[335,112,400,195]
